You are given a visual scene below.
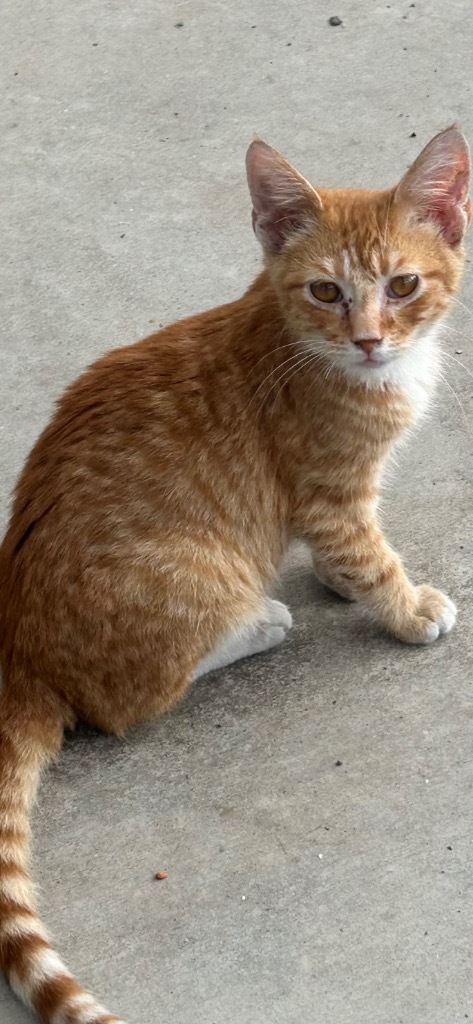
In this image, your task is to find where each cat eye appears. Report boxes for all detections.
[388,274,419,299]
[309,281,342,304]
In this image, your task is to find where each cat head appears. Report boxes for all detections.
[246,127,470,387]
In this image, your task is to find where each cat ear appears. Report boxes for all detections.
[395,125,471,245]
[246,139,322,253]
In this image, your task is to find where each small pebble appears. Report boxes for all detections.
[328,16,342,26]
[335,759,343,766]
[410,132,417,138]
[455,349,463,354]
[175,21,184,28]
[154,870,168,880]
[318,853,323,859]
[241,895,246,900]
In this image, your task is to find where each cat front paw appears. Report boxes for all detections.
[262,598,293,630]
[393,586,457,644]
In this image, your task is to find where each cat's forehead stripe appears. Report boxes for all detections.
[338,245,384,282]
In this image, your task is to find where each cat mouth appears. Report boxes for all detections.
[347,353,395,376]
[356,354,390,368]
[361,357,383,367]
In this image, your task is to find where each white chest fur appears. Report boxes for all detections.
[386,327,441,422]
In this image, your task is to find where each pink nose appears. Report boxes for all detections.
[353,337,383,355]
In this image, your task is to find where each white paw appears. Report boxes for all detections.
[247,600,293,657]
[424,621,440,643]
[437,594,457,634]
[262,598,293,630]
[400,586,458,645]
[248,624,287,656]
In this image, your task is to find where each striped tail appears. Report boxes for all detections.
[0,682,126,1024]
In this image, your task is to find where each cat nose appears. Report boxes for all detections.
[353,337,383,355]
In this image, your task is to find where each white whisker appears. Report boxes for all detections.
[246,347,305,410]
[438,323,460,336]
[272,352,320,400]
[256,351,317,415]
[452,296,473,320]
[270,349,335,406]
[438,371,472,441]
[440,350,473,382]
[244,341,300,381]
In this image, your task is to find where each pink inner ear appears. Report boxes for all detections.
[449,159,470,205]
[253,203,314,253]
[246,141,322,253]
[435,158,469,208]
[431,164,470,243]
[397,127,471,244]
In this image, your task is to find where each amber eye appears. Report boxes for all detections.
[388,273,419,299]
[309,281,342,304]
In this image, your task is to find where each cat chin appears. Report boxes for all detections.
[340,361,399,388]
[336,325,442,416]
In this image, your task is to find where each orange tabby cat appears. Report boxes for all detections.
[0,126,470,1024]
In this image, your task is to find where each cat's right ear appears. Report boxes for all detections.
[246,140,322,254]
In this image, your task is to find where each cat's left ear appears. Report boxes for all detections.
[246,139,322,253]
[395,125,471,245]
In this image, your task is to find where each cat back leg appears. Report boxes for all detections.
[193,597,292,679]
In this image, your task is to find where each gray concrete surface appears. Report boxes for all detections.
[1,1,472,1022]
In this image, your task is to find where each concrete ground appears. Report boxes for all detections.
[1,1,472,1022]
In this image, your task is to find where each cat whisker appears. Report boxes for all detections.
[323,357,336,381]
[437,371,472,441]
[246,353,309,418]
[440,350,473,382]
[452,296,473,320]
[257,346,333,415]
[438,323,460,336]
[268,351,330,408]
[256,351,318,415]
[243,330,296,382]
[246,346,306,410]
[298,346,334,377]
[303,349,336,383]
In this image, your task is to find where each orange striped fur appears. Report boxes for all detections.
[0,126,470,1023]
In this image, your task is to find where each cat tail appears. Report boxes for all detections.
[0,676,125,1024]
